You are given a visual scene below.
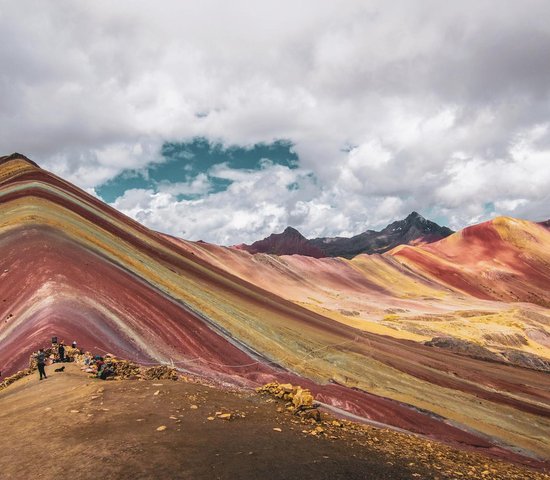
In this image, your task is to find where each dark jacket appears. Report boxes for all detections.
[35,352,46,365]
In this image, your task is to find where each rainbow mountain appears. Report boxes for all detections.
[0,153,549,466]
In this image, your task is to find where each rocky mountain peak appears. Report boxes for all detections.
[406,211,426,222]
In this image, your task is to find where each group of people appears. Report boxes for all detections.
[80,352,115,380]
[32,340,118,381]
[32,339,79,380]
[54,340,79,363]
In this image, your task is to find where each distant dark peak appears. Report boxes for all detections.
[383,212,424,233]
[406,211,426,222]
[282,226,304,237]
[310,213,454,258]
[239,225,325,257]
[0,153,40,168]
[385,211,453,236]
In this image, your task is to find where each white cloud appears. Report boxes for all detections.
[157,173,212,197]
[494,199,528,212]
[1,1,550,242]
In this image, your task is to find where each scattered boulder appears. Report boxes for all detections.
[292,386,314,410]
[300,408,321,422]
[310,426,325,436]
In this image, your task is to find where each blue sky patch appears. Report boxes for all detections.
[96,138,299,202]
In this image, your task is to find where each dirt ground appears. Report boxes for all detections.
[0,363,547,480]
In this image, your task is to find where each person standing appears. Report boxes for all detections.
[35,348,47,380]
[58,342,65,363]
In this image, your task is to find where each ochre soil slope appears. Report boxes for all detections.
[0,364,547,480]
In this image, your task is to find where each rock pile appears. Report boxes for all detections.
[0,368,34,391]
[75,354,180,381]
[142,365,179,381]
[110,359,142,379]
[256,382,320,421]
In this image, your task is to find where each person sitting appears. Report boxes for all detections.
[80,352,93,371]
[95,356,104,372]
[83,352,93,366]
[97,358,114,380]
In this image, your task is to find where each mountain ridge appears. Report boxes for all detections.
[237,211,454,258]
[235,226,326,257]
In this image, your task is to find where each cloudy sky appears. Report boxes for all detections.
[1,1,550,244]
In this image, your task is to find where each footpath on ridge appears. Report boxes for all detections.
[0,363,548,480]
